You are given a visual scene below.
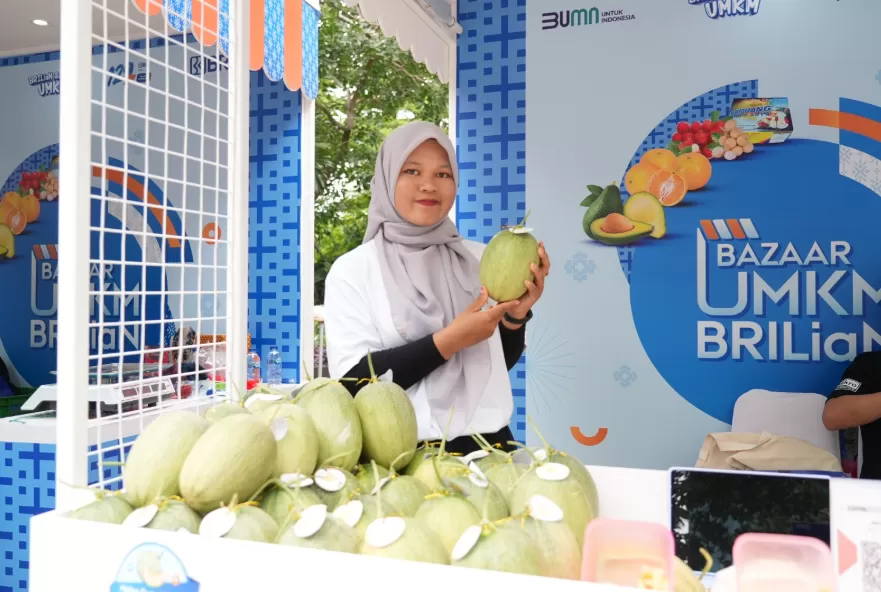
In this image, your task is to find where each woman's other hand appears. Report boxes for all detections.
[505,241,550,323]
[433,288,521,360]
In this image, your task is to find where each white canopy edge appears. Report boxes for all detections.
[343,0,460,84]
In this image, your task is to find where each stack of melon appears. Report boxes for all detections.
[64,362,601,581]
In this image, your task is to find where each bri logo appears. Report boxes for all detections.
[689,0,761,19]
[189,54,229,76]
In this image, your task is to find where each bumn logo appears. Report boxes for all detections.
[542,7,599,30]
[689,0,761,19]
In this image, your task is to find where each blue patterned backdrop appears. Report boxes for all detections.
[456,0,528,442]
[248,73,302,384]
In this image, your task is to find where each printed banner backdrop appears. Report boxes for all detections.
[0,38,230,389]
[526,0,881,469]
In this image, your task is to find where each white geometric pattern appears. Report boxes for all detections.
[302,1,320,100]
[840,145,881,197]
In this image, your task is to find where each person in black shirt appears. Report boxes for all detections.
[823,351,881,479]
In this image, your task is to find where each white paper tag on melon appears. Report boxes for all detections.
[467,462,489,489]
[508,227,534,235]
[123,504,158,528]
[332,500,364,528]
[280,473,314,488]
[536,462,570,482]
[270,417,289,441]
[533,448,549,463]
[463,450,489,463]
[199,507,237,538]
[528,495,564,522]
[378,369,393,383]
[62,485,100,513]
[245,393,282,408]
[451,525,482,561]
[370,477,391,496]
[294,504,327,538]
[365,516,406,548]
[176,527,191,534]
[314,468,346,492]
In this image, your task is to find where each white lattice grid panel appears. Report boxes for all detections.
[86,0,235,491]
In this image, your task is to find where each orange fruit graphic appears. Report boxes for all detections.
[675,152,712,190]
[647,170,688,207]
[624,163,658,195]
[21,194,40,223]
[640,148,678,171]
[1,192,22,211]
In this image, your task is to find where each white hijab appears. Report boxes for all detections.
[363,121,492,438]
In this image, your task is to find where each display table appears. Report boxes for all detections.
[0,398,211,591]
[28,464,662,592]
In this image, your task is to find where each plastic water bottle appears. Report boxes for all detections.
[247,349,261,383]
[266,347,282,385]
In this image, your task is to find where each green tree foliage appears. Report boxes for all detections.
[314,0,449,303]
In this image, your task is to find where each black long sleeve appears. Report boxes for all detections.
[499,322,526,370]
[341,322,528,396]
[340,334,446,395]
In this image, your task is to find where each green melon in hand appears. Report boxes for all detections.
[479,212,540,303]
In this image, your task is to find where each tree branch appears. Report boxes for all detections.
[341,55,378,147]
[316,100,346,132]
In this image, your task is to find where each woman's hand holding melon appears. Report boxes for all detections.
[503,241,550,327]
[433,287,521,360]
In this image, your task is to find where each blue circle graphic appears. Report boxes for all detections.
[628,138,881,422]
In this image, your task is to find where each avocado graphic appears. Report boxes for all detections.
[623,192,666,239]
[580,183,624,240]
[589,213,653,246]
[0,224,14,259]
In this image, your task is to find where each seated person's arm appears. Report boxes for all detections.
[822,354,881,430]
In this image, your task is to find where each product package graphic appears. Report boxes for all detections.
[730,98,793,145]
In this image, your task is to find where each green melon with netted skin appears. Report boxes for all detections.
[479,213,540,303]
[354,353,418,470]
[296,379,363,472]
[178,414,277,514]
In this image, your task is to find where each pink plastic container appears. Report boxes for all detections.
[733,533,836,592]
[581,518,675,590]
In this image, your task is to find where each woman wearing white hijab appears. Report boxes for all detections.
[323,121,551,454]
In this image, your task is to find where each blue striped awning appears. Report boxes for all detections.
[132,0,320,99]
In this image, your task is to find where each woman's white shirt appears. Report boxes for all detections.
[323,239,514,441]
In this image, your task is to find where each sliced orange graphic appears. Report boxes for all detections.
[571,426,609,446]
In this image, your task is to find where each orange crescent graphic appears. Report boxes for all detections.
[571,426,609,446]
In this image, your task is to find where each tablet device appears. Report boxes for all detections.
[668,467,831,576]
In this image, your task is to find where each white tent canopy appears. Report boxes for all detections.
[343,0,460,83]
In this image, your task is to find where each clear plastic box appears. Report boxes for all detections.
[733,533,836,592]
[581,518,675,590]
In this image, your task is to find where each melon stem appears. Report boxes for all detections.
[507,440,539,464]
[518,210,532,227]
[370,460,384,519]
[302,359,312,382]
[698,548,713,580]
[389,451,411,475]
[526,415,552,457]
[247,477,278,503]
[366,350,377,382]
[319,449,356,469]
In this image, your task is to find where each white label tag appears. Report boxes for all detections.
[533,448,549,463]
[315,468,346,492]
[536,462,570,482]
[378,369,394,383]
[463,450,490,463]
[294,504,328,538]
[280,473,314,488]
[365,516,406,548]
[451,525,482,561]
[527,495,564,522]
[245,393,282,408]
[199,507,237,538]
[370,477,391,496]
[332,500,364,528]
[836,378,862,393]
[467,462,489,489]
[123,504,158,528]
[509,227,534,235]
[270,417,289,441]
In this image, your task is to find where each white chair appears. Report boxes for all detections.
[731,389,840,461]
